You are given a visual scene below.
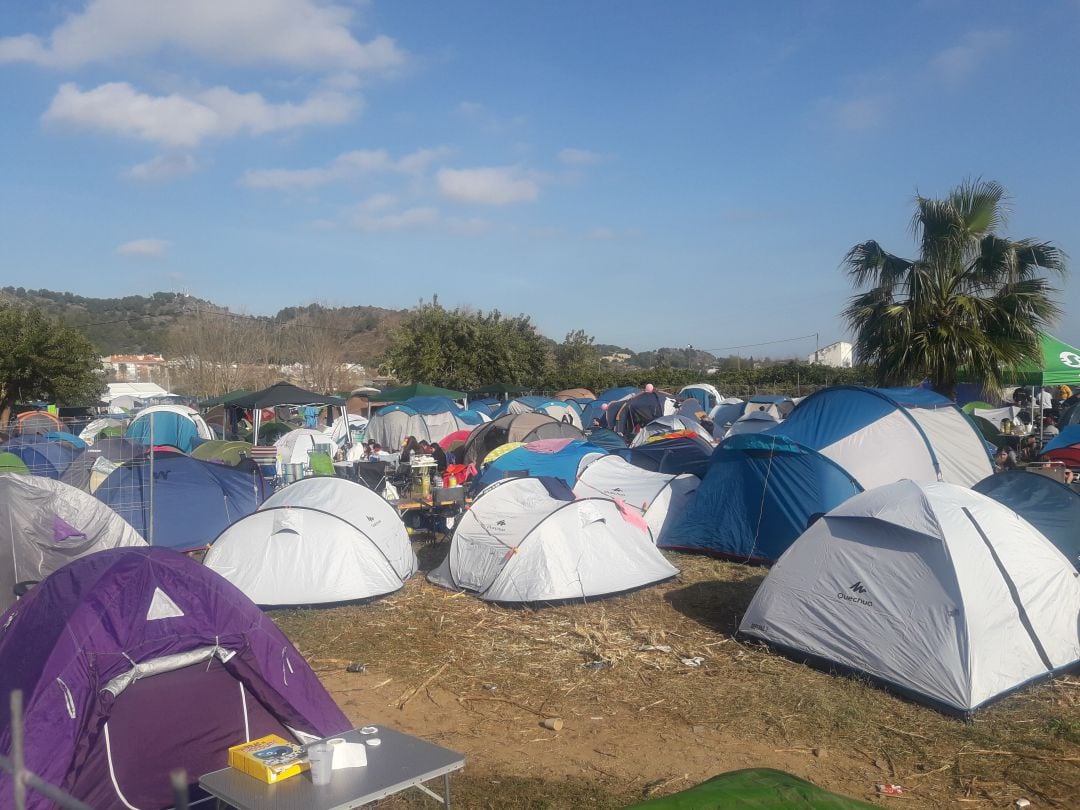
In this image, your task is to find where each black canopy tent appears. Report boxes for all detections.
[231,382,348,447]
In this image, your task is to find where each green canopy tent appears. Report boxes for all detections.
[467,384,532,400]
[197,389,251,409]
[1007,334,1080,388]
[231,382,347,447]
[628,769,875,809]
[198,389,252,438]
[373,383,467,403]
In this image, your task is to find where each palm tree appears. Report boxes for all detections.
[842,179,1067,400]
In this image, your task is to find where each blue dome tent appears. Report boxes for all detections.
[96,450,265,551]
[662,433,863,563]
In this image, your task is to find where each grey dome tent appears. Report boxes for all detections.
[740,480,1080,716]
[205,477,416,606]
[428,477,677,603]
[0,473,145,612]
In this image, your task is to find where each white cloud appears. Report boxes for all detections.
[436,166,539,206]
[242,146,449,190]
[116,238,169,257]
[454,100,526,134]
[822,95,888,131]
[126,152,198,182]
[0,0,405,72]
[558,148,608,166]
[931,30,1010,85]
[43,82,357,148]
[348,203,439,233]
[446,216,494,236]
[587,227,615,240]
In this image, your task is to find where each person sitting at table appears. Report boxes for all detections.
[424,441,448,472]
[994,447,1017,473]
[400,436,422,464]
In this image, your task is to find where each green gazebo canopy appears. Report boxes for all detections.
[1007,334,1080,387]
[373,383,466,402]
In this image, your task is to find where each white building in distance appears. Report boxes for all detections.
[808,341,853,368]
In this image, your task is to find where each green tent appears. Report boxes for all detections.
[373,383,466,402]
[628,769,876,809]
[191,440,253,466]
[1008,334,1080,387]
[0,452,30,475]
[961,401,995,413]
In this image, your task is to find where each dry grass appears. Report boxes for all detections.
[273,546,1080,808]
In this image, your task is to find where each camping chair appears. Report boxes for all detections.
[248,445,281,488]
[307,451,336,477]
[353,461,389,491]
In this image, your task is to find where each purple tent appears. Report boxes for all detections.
[0,547,349,809]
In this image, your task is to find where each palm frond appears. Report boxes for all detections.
[841,241,913,290]
[948,177,1008,236]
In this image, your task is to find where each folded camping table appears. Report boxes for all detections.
[199,726,465,809]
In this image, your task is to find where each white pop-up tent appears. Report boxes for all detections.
[574,455,700,545]
[428,477,677,603]
[0,474,146,612]
[204,477,416,606]
[740,479,1080,716]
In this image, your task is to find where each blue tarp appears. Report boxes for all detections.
[126,411,202,453]
[616,435,713,478]
[471,440,606,491]
[661,434,863,563]
[0,437,78,479]
[973,470,1080,568]
[95,451,265,551]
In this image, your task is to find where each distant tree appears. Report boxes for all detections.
[843,179,1067,400]
[552,329,600,385]
[0,304,104,425]
[381,300,551,389]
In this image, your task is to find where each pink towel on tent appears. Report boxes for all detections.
[524,438,576,454]
[613,498,650,533]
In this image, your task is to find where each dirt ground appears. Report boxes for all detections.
[273,543,1080,809]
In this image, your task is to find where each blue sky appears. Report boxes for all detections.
[2,1,1079,355]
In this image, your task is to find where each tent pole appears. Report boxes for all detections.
[148,415,155,546]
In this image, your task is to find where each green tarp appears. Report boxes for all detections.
[374,383,466,402]
[627,769,876,809]
[1008,334,1080,387]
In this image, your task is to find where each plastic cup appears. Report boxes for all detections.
[308,742,333,786]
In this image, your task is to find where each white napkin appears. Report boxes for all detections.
[327,738,368,769]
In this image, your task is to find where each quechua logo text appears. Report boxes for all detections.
[837,580,873,607]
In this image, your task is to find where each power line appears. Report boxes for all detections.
[700,332,820,353]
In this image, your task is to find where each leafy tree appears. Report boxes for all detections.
[551,329,601,387]
[0,305,104,425]
[842,179,1067,399]
[381,300,551,389]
